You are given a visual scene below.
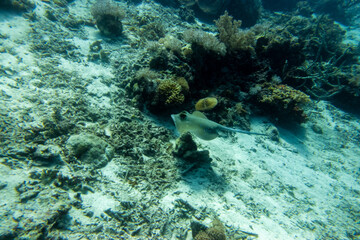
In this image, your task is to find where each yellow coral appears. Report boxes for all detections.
[260,84,310,109]
[174,76,190,94]
[157,80,185,106]
[195,97,218,111]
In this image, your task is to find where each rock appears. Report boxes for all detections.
[267,125,280,142]
[66,133,114,169]
[33,144,63,166]
[0,182,7,190]
[173,132,212,164]
[311,124,323,134]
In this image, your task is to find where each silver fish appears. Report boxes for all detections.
[171,111,266,140]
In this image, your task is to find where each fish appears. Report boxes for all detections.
[171,111,266,140]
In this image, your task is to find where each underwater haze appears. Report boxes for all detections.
[0,0,360,239]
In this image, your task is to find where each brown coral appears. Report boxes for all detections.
[194,219,226,240]
[195,97,218,111]
[215,11,256,53]
[157,80,185,106]
[258,83,310,123]
[174,77,190,94]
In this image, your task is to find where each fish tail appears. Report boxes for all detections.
[222,126,266,136]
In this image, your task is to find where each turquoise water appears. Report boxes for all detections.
[0,0,359,239]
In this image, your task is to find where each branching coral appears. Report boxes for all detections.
[215,11,256,53]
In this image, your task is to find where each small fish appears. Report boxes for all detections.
[171,111,266,141]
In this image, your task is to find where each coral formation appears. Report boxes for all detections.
[66,133,114,169]
[195,97,218,111]
[258,84,310,123]
[193,219,227,240]
[215,11,256,53]
[183,29,226,56]
[159,35,183,55]
[91,0,125,37]
[157,79,185,106]
[140,21,165,41]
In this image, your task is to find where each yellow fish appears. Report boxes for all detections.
[171,111,266,140]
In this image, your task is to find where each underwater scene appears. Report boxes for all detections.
[0,0,360,239]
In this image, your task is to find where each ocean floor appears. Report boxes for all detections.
[0,0,359,239]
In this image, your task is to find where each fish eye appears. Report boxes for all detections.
[179,112,187,120]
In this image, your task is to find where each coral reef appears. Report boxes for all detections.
[134,12,166,41]
[255,26,305,72]
[125,68,190,112]
[1,0,360,239]
[159,35,183,55]
[91,0,125,37]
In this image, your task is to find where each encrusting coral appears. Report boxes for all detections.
[258,83,310,123]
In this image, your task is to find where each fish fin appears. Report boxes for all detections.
[193,128,218,140]
[192,111,208,119]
